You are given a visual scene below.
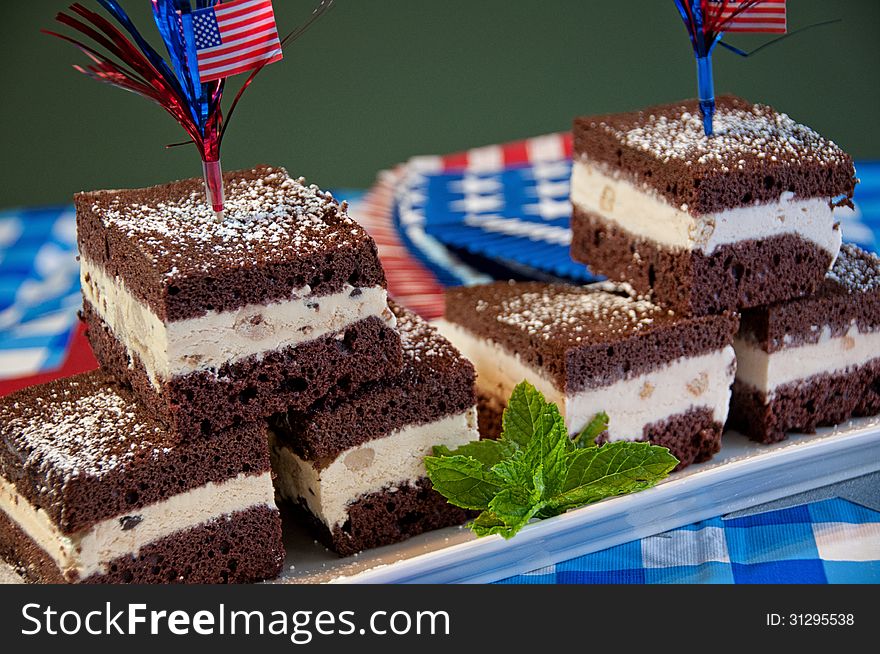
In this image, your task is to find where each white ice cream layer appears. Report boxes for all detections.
[435,320,735,441]
[80,256,393,387]
[270,408,478,529]
[735,323,880,397]
[570,159,843,257]
[0,472,276,580]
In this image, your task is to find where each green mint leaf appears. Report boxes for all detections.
[433,439,512,471]
[547,441,678,513]
[500,381,560,449]
[424,455,504,510]
[499,380,573,498]
[470,511,508,536]
[573,411,609,448]
[428,382,679,541]
[475,488,545,539]
[492,452,534,489]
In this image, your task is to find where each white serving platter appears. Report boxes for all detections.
[2,417,879,585]
[270,417,880,584]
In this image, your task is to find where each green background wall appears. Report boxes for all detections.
[1,1,878,208]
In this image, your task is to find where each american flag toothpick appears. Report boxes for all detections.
[44,0,335,221]
[673,1,788,136]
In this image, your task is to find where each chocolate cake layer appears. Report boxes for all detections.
[573,96,856,215]
[0,505,283,584]
[84,302,404,436]
[294,478,471,558]
[729,360,880,444]
[271,302,476,462]
[476,395,720,470]
[0,371,270,533]
[738,244,880,352]
[571,206,835,315]
[444,281,738,393]
[75,166,386,322]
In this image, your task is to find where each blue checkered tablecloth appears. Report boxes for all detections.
[499,498,880,584]
[2,176,879,583]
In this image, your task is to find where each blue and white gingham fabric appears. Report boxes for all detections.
[397,160,880,282]
[0,205,80,379]
[498,498,880,584]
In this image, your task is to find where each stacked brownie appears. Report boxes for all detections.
[561,96,880,446]
[569,96,856,316]
[440,282,738,468]
[730,244,880,443]
[269,303,479,555]
[0,165,423,582]
[76,165,401,436]
[0,373,281,583]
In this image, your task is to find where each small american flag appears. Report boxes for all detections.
[709,0,787,33]
[191,0,283,83]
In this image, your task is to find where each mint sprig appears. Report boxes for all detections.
[425,381,678,539]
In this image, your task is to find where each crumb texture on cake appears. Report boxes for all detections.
[290,478,472,558]
[729,360,880,444]
[570,207,838,316]
[80,252,392,385]
[84,303,403,437]
[0,504,283,584]
[270,408,477,530]
[738,244,880,351]
[270,302,476,461]
[0,471,276,580]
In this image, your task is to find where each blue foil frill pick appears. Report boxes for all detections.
[152,0,210,132]
[673,0,723,136]
[696,54,715,136]
[95,1,189,110]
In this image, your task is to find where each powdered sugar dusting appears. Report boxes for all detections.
[599,101,849,171]
[394,303,462,366]
[1,376,165,482]
[87,166,364,277]
[828,243,880,293]
[494,282,663,342]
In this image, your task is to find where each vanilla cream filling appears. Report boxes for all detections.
[735,323,880,397]
[570,158,843,257]
[270,408,478,529]
[436,320,735,440]
[0,472,276,580]
[80,256,393,387]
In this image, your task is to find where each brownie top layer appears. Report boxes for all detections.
[271,302,476,463]
[75,166,386,321]
[1,373,170,483]
[573,95,857,215]
[445,281,738,392]
[740,244,880,351]
[0,371,270,533]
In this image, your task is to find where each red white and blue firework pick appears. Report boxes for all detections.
[673,1,786,136]
[43,0,335,219]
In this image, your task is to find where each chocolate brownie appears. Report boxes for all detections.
[75,165,403,434]
[730,244,880,443]
[270,303,479,555]
[271,302,476,461]
[570,96,856,315]
[0,371,283,583]
[440,281,739,468]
